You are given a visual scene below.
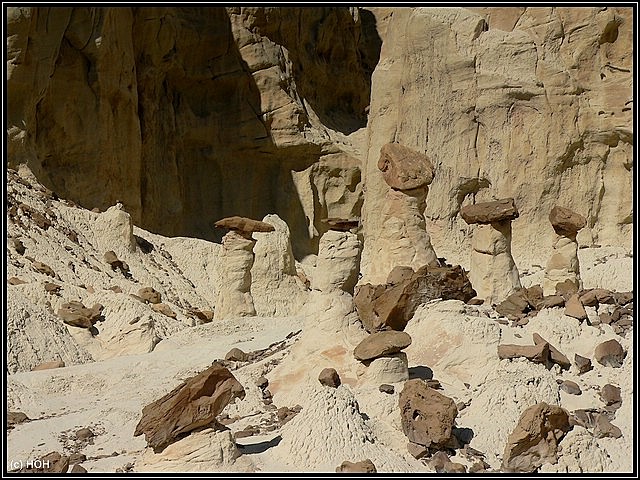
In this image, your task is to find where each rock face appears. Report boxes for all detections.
[399,379,458,448]
[378,143,434,191]
[361,7,632,277]
[134,363,245,453]
[355,264,476,332]
[215,231,257,319]
[543,206,586,295]
[502,402,571,473]
[311,229,361,295]
[353,331,412,361]
[461,199,521,305]
[6,7,378,258]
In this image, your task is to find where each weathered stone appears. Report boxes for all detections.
[214,216,275,234]
[355,264,475,332]
[594,289,615,304]
[574,354,593,374]
[224,347,249,362]
[7,411,30,427]
[215,231,257,319]
[406,441,428,459]
[599,384,622,406]
[555,279,580,299]
[255,376,269,390]
[579,289,599,307]
[379,384,395,394]
[532,333,570,370]
[32,260,56,277]
[502,402,571,473]
[70,464,87,473]
[151,303,177,319]
[44,282,61,294]
[8,276,27,285]
[312,229,361,294]
[378,143,434,191]
[497,343,549,365]
[353,331,412,361]
[360,352,409,384]
[564,294,587,320]
[549,206,586,236]
[495,290,532,319]
[569,409,599,429]
[11,237,26,255]
[428,450,451,473]
[460,198,519,225]
[75,427,94,441]
[613,291,633,306]
[594,414,622,439]
[68,453,87,465]
[138,287,162,304]
[57,301,99,329]
[104,250,130,274]
[538,295,565,309]
[318,368,341,388]
[14,452,69,473]
[134,363,245,452]
[544,232,582,296]
[444,462,467,473]
[32,360,65,371]
[399,379,458,448]
[336,459,377,473]
[594,339,625,367]
[559,380,581,395]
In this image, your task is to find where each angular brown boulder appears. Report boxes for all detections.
[549,206,586,237]
[318,368,341,388]
[600,384,622,407]
[151,303,177,319]
[594,339,625,367]
[8,276,27,285]
[354,331,412,362]
[57,301,101,329]
[502,402,571,473]
[134,362,245,452]
[495,289,532,319]
[564,294,587,320]
[336,459,377,473]
[355,264,475,332]
[32,260,56,277]
[574,354,593,374]
[225,347,249,362]
[103,250,129,274]
[214,216,275,235]
[594,414,622,439]
[559,380,581,395]
[399,379,458,448]
[138,287,161,304]
[378,143,434,191]
[7,411,30,428]
[460,198,519,225]
[532,333,570,370]
[497,343,549,365]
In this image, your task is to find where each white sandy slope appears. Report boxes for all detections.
[5,166,634,473]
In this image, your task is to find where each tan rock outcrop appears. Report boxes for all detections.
[358,352,409,385]
[134,363,245,453]
[312,229,361,295]
[215,231,257,320]
[461,199,522,305]
[94,204,136,256]
[361,7,632,278]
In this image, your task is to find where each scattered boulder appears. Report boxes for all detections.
[57,301,102,329]
[569,409,599,429]
[378,142,434,191]
[599,384,622,407]
[594,339,625,367]
[336,459,377,473]
[613,291,633,306]
[559,380,581,395]
[225,347,249,362]
[7,411,30,429]
[103,250,130,274]
[399,379,458,448]
[134,363,245,452]
[444,462,467,473]
[44,282,61,294]
[255,376,269,390]
[138,287,162,304]
[460,198,519,224]
[75,427,94,441]
[594,414,622,439]
[379,384,395,394]
[502,402,571,473]
[318,368,341,388]
[538,295,565,309]
[497,343,549,365]
[32,360,65,371]
[355,264,475,332]
[214,216,275,235]
[495,289,531,319]
[151,303,177,319]
[11,237,26,255]
[574,354,593,374]
[532,333,570,370]
[555,279,579,299]
[579,289,600,307]
[70,464,87,473]
[8,276,27,285]
[564,294,587,320]
[68,453,86,465]
[32,260,56,277]
[428,450,451,473]
[354,331,412,361]
[276,405,301,426]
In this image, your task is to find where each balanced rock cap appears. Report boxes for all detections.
[549,206,586,236]
[321,218,360,231]
[214,216,275,233]
[378,143,434,191]
[354,330,412,361]
[460,198,519,225]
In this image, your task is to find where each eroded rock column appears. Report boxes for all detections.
[214,216,274,320]
[543,206,586,296]
[312,225,362,295]
[461,198,521,305]
[362,143,438,284]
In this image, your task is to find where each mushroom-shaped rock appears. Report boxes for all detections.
[134,363,245,453]
[502,402,571,473]
[378,143,434,191]
[549,206,586,237]
[312,229,361,294]
[460,199,521,304]
[354,331,412,361]
[214,216,275,235]
[399,379,458,448]
[215,230,257,319]
[460,198,519,225]
[543,206,585,295]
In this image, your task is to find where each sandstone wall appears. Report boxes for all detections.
[361,7,632,282]
[6,6,379,258]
